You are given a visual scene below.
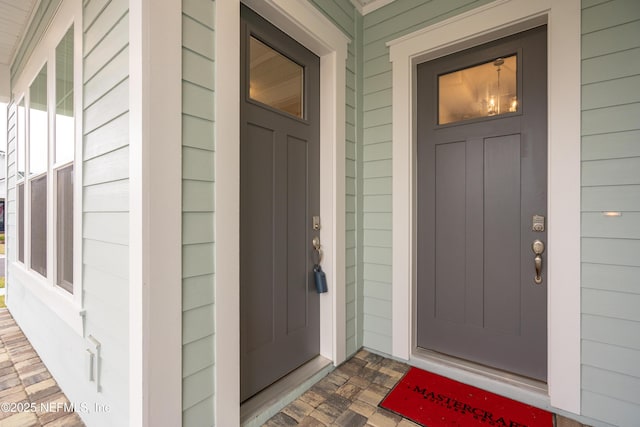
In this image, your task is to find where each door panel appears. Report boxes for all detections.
[240,5,320,401]
[483,135,522,334]
[243,123,276,353]
[287,136,310,334]
[434,141,466,324]
[417,26,547,381]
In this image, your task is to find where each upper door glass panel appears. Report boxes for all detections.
[249,36,304,118]
[438,55,517,125]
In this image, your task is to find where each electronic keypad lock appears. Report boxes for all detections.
[532,215,545,232]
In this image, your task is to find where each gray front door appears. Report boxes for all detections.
[416,26,548,381]
[240,5,321,401]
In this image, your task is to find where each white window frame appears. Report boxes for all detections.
[15,95,26,264]
[10,0,84,335]
[25,60,48,279]
[52,26,76,294]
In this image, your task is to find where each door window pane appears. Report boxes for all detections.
[31,175,47,277]
[56,27,74,165]
[56,165,74,293]
[249,36,303,118]
[439,55,517,125]
[29,65,48,175]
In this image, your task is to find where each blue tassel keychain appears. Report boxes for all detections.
[314,264,328,293]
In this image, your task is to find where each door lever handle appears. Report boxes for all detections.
[532,240,545,284]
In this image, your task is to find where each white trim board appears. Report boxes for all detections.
[214,1,350,425]
[388,0,581,415]
[129,0,182,425]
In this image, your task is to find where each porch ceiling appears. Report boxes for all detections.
[0,0,391,67]
[0,0,38,68]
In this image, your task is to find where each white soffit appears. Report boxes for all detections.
[0,0,39,67]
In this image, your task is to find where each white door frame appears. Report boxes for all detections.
[214,1,349,425]
[389,0,581,415]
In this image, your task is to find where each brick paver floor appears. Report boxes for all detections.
[0,309,84,427]
[0,307,589,427]
[264,349,587,427]
[265,349,418,427]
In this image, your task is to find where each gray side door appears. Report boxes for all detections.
[240,5,321,401]
[416,26,548,381]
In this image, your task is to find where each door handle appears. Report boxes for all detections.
[532,240,545,284]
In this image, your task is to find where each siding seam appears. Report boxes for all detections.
[82,10,128,59]
[83,44,128,86]
[583,337,640,353]
[84,0,112,32]
[581,45,640,61]
[182,11,215,31]
[581,18,640,37]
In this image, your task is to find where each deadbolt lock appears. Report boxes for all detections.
[312,216,321,231]
[532,240,545,255]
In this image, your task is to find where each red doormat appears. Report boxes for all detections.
[380,367,552,427]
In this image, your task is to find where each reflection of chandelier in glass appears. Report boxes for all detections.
[439,54,518,125]
[487,57,518,117]
[487,58,504,116]
[509,97,518,112]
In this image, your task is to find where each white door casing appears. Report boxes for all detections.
[214,1,349,425]
[388,0,581,415]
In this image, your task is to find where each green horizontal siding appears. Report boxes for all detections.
[80,0,131,423]
[581,0,640,424]
[582,129,640,161]
[181,0,216,425]
[84,13,129,80]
